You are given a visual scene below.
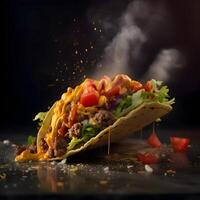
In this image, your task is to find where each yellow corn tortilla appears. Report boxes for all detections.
[37,101,172,160]
[36,102,57,153]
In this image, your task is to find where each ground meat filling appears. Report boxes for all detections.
[68,122,82,139]
[54,137,67,157]
[93,110,116,128]
[47,148,54,158]
[27,143,37,154]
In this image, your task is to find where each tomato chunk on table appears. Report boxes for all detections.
[137,152,159,164]
[170,137,190,152]
[147,132,162,148]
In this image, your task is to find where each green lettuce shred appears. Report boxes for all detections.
[67,124,99,151]
[142,79,175,105]
[113,79,174,118]
[112,95,132,117]
[33,112,47,126]
[27,135,36,145]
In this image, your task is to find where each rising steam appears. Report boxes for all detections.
[92,0,182,81]
[142,49,182,82]
[93,1,147,78]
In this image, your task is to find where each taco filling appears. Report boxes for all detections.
[15,74,174,161]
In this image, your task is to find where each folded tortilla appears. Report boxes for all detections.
[15,74,173,161]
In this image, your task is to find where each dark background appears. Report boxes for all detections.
[2,0,200,131]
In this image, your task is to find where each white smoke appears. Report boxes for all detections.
[93,1,147,78]
[142,49,182,81]
[92,0,182,81]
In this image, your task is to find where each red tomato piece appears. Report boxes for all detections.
[170,137,190,152]
[105,86,120,98]
[147,132,162,148]
[80,91,99,107]
[137,153,160,164]
[143,81,153,92]
[131,81,143,92]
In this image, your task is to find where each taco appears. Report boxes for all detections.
[15,74,174,161]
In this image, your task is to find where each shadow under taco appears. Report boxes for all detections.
[15,74,174,161]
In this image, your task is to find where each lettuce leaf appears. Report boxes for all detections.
[67,137,83,151]
[113,80,174,118]
[33,112,47,126]
[113,90,144,118]
[27,135,36,145]
[141,79,175,105]
[113,95,132,117]
[67,124,99,151]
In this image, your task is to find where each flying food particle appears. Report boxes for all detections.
[3,140,10,145]
[0,173,6,180]
[103,167,109,173]
[145,164,153,173]
[99,180,108,185]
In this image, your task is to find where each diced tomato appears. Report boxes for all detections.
[58,124,68,137]
[68,104,78,127]
[131,81,143,92]
[80,90,99,107]
[170,137,190,152]
[137,152,160,164]
[147,132,162,148]
[105,86,120,98]
[143,81,153,92]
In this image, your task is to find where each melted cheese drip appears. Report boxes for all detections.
[15,150,49,161]
[107,128,111,155]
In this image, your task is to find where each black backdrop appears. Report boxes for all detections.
[2,0,200,131]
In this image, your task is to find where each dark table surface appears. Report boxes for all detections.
[0,128,200,199]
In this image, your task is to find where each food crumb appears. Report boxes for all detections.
[0,173,7,180]
[59,159,67,165]
[103,167,109,173]
[137,170,145,174]
[3,140,10,145]
[164,169,176,176]
[69,165,78,173]
[99,180,108,185]
[4,185,8,189]
[145,164,153,173]
[57,181,64,187]
[51,161,57,165]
